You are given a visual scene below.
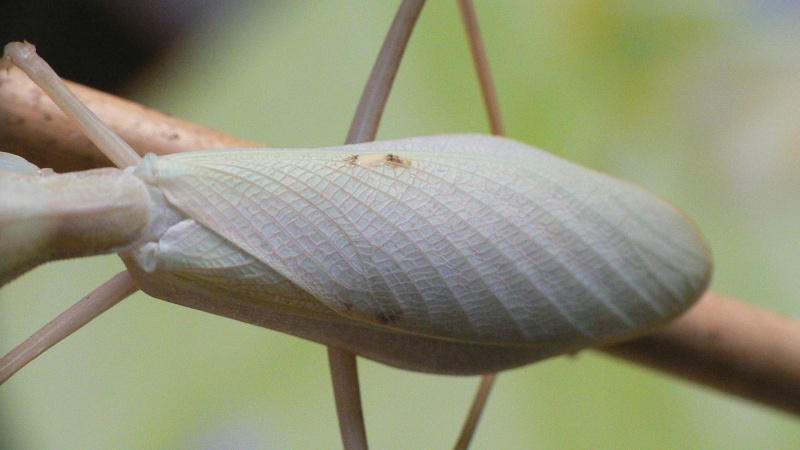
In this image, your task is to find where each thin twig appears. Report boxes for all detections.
[2,63,799,419]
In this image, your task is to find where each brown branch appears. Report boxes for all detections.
[3,68,799,418]
[0,66,258,172]
[603,291,800,416]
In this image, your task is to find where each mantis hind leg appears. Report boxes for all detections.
[330,0,506,448]
[330,1,426,448]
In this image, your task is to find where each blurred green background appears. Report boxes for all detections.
[3,1,800,448]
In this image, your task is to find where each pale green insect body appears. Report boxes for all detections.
[118,133,711,373]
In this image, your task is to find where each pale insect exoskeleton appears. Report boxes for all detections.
[0,2,715,449]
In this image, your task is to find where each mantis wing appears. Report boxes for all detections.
[126,134,711,370]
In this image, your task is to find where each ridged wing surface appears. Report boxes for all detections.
[136,134,711,347]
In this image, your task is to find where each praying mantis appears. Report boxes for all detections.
[1,1,792,448]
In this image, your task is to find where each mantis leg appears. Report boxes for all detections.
[331,0,427,448]
[332,1,506,448]
[0,42,141,169]
[343,1,508,446]
[0,271,138,384]
[451,1,506,448]
[0,42,148,387]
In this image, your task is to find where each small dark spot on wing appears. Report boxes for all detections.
[337,301,403,326]
[385,153,410,168]
[375,310,402,325]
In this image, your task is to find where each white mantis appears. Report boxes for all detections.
[0,2,713,448]
[0,38,712,368]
